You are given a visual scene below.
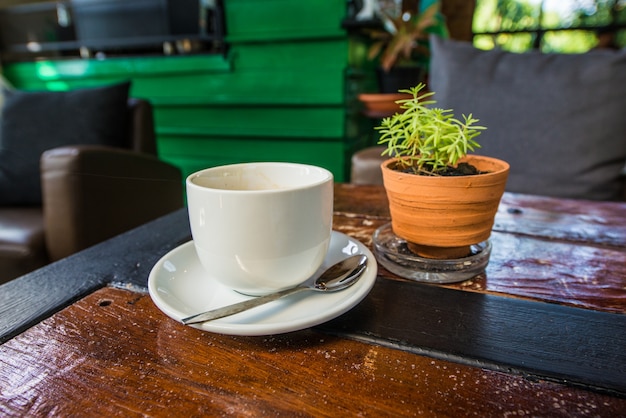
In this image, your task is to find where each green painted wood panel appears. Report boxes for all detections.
[158,135,348,181]
[155,105,345,138]
[224,0,346,42]
[3,55,231,82]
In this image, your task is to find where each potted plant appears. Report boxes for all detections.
[366,0,446,93]
[358,1,446,117]
[376,83,510,260]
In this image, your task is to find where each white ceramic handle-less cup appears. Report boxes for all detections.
[186,162,334,296]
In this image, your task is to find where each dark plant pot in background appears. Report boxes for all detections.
[357,93,411,118]
[376,66,426,93]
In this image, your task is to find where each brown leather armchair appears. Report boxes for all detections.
[0,98,184,284]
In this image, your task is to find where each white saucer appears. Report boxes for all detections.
[148,231,377,336]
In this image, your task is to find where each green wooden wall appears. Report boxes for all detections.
[2,0,374,182]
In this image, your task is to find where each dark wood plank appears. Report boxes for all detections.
[0,208,191,344]
[318,278,626,396]
[2,287,625,417]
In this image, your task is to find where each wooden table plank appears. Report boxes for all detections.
[496,193,626,249]
[2,287,625,417]
[332,213,626,313]
[332,184,626,313]
[319,276,626,396]
[484,232,626,312]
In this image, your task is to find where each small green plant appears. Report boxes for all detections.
[376,83,485,175]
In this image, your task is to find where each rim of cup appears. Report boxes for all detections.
[186,162,334,194]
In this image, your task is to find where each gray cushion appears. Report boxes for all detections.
[429,36,626,201]
[0,81,130,205]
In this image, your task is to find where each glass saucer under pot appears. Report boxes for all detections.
[372,223,491,284]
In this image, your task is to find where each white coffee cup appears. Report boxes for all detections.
[186,162,334,295]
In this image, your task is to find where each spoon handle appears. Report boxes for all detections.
[182,286,307,325]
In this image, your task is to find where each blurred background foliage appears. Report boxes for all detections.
[473,0,626,52]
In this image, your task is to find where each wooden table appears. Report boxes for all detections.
[1,184,625,416]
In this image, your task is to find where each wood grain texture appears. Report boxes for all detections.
[333,184,626,313]
[1,184,625,415]
[1,287,625,417]
[319,277,626,395]
[495,193,626,249]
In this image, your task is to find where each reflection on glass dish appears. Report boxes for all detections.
[373,223,491,284]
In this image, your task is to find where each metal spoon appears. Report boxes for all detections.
[182,254,368,325]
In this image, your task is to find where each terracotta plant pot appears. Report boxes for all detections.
[380,155,510,259]
[358,93,411,118]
